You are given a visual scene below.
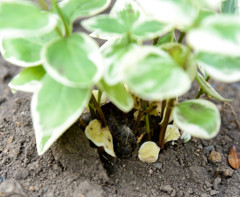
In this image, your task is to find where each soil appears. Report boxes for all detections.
[1,1,240,196]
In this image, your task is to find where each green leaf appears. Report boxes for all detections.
[0,21,64,67]
[98,80,134,112]
[195,72,232,101]
[221,0,239,15]
[0,0,58,38]
[173,99,221,139]
[157,31,176,46]
[31,75,91,155]
[101,38,135,85]
[120,46,191,101]
[196,52,240,83]
[136,0,198,29]
[9,66,46,93]
[42,33,104,87]
[132,20,172,41]
[59,0,111,23]
[82,15,127,38]
[187,15,240,57]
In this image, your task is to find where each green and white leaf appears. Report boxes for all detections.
[42,33,104,87]
[173,99,221,139]
[82,15,127,38]
[132,20,172,41]
[0,19,64,67]
[196,52,240,83]
[31,75,91,155]
[135,0,198,29]
[9,66,45,93]
[0,0,58,38]
[195,72,232,101]
[59,0,111,23]
[101,38,136,85]
[119,46,191,101]
[221,0,239,15]
[98,80,134,112]
[187,15,240,57]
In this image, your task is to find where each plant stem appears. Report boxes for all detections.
[133,99,145,134]
[97,90,103,105]
[38,0,48,10]
[158,99,175,149]
[52,1,71,37]
[153,37,159,45]
[90,94,107,127]
[88,103,97,119]
[78,117,87,129]
[161,100,166,119]
[145,114,151,140]
[178,32,186,43]
[195,76,210,99]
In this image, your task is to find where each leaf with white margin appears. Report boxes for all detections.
[42,33,104,88]
[131,20,172,41]
[59,0,111,24]
[187,15,240,57]
[157,31,176,46]
[0,18,64,67]
[173,99,221,139]
[221,0,239,15]
[138,141,160,163]
[191,0,222,11]
[101,38,136,85]
[119,46,191,101]
[32,75,91,155]
[98,80,134,112]
[9,66,46,93]
[181,131,191,143]
[135,0,198,29]
[164,125,180,144]
[0,0,58,38]
[196,52,240,83]
[195,72,232,101]
[85,119,116,157]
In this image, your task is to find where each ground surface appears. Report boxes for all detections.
[1,1,240,197]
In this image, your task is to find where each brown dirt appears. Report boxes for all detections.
[1,1,240,196]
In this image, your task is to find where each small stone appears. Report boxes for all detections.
[204,181,212,188]
[161,185,173,194]
[210,190,220,196]
[8,136,14,143]
[176,190,184,197]
[213,177,221,190]
[208,151,222,163]
[29,186,35,191]
[200,193,211,197]
[171,189,176,197]
[14,168,29,180]
[154,163,162,170]
[223,168,234,177]
[0,180,26,196]
[148,169,153,175]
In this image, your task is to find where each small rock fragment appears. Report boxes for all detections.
[171,189,176,197]
[0,180,26,196]
[208,150,222,163]
[161,185,173,194]
[210,190,220,196]
[204,181,212,188]
[213,177,221,190]
[154,162,162,170]
[200,194,211,197]
[216,166,234,177]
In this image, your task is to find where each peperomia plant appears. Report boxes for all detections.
[1,0,240,161]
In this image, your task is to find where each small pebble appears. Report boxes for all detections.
[200,194,211,197]
[14,168,29,180]
[148,169,153,175]
[208,150,222,163]
[154,162,162,170]
[210,190,220,196]
[8,136,14,143]
[161,185,173,194]
[171,189,176,197]
[204,181,212,188]
[213,177,221,190]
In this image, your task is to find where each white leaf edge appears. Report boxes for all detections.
[187,15,240,57]
[119,46,191,100]
[41,33,104,88]
[0,0,58,39]
[31,83,91,155]
[173,99,221,139]
[8,78,41,93]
